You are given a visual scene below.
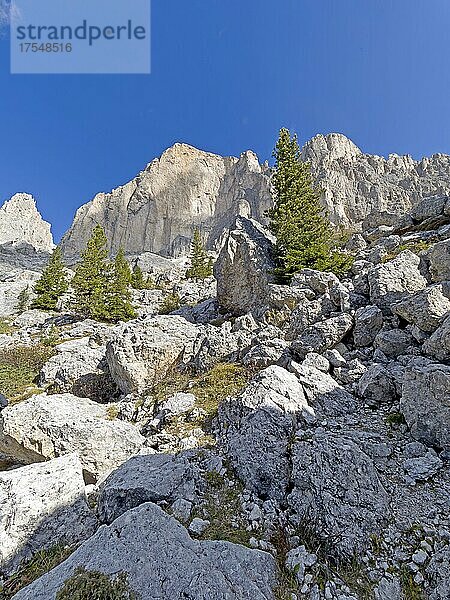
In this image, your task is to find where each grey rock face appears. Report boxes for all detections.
[106,315,199,394]
[423,315,450,360]
[0,393,145,480]
[288,361,357,417]
[39,337,116,401]
[353,305,383,347]
[368,251,428,311]
[392,285,450,332]
[427,547,450,600]
[214,217,276,316]
[403,450,443,481]
[358,364,398,407]
[302,133,450,228]
[61,144,273,260]
[217,365,313,501]
[0,194,53,252]
[425,239,450,282]
[288,431,389,558]
[13,502,277,600]
[400,362,450,450]
[291,313,354,358]
[374,328,414,358]
[97,453,200,524]
[0,454,97,576]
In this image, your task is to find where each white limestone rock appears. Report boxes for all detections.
[0,194,53,252]
[423,315,450,360]
[214,216,276,316]
[61,144,273,260]
[392,284,450,332]
[217,365,314,501]
[400,361,450,451]
[368,250,428,311]
[12,502,277,600]
[0,393,145,480]
[106,315,199,394]
[0,454,97,576]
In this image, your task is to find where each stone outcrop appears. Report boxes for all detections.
[0,454,97,576]
[60,144,273,260]
[0,393,145,480]
[302,132,450,228]
[214,217,276,315]
[13,502,277,600]
[0,194,53,252]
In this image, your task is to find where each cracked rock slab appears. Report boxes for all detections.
[12,502,277,600]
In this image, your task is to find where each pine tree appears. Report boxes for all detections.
[131,263,155,290]
[18,286,31,312]
[32,247,69,311]
[186,228,213,280]
[268,128,352,282]
[100,248,136,322]
[72,224,109,320]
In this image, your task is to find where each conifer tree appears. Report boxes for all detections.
[100,248,136,322]
[32,247,69,311]
[131,263,155,290]
[18,286,31,312]
[268,128,352,282]
[72,224,109,319]
[186,228,213,280]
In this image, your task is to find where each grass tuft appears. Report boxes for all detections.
[0,344,54,403]
[56,567,137,600]
[0,545,75,599]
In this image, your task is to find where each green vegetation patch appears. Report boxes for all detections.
[0,318,16,335]
[382,240,432,263]
[0,344,54,402]
[196,469,254,547]
[56,568,137,600]
[0,545,75,600]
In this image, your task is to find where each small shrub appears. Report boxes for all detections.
[382,240,432,263]
[196,469,253,546]
[0,545,75,599]
[17,287,31,312]
[106,404,119,420]
[0,318,15,335]
[271,527,300,600]
[40,325,62,347]
[159,292,180,315]
[56,568,137,600]
[399,565,424,600]
[386,412,406,427]
[0,344,54,401]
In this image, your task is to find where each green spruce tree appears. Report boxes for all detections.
[100,248,136,322]
[72,224,109,320]
[131,263,155,290]
[32,247,69,311]
[186,228,213,280]
[268,128,352,282]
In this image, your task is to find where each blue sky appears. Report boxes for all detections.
[1,0,450,241]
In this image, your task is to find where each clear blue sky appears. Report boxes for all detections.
[1,0,450,241]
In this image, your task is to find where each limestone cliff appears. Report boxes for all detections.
[302,132,450,228]
[0,193,54,252]
[60,143,273,260]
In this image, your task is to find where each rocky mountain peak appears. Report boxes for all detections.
[302,132,363,163]
[0,193,54,253]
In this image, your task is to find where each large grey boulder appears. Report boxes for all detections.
[288,431,389,558]
[106,315,199,394]
[0,393,145,480]
[368,251,428,311]
[358,364,398,407]
[60,144,273,260]
[373,328,414,358]
[290,313,353,358]
[0,454,97,576]
[288,361,357,416]
[13,502,277,600]
[423,315,450,360]
[425,239,450,282]
[391,285,450,332]
[97,453,201,524]
[39,337,116,401]
[217,365,314,501]
[214,217,276,315]
[353,305,383,347]
[0,193,53,252]
[400,362,450,451]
